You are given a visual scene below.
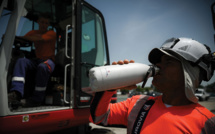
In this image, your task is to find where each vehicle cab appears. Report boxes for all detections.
[0,0,109,133]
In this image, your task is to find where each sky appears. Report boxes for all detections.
[86,0,215,87]
[1,0,215,87]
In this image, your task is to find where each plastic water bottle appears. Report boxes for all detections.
[89,63,159,92]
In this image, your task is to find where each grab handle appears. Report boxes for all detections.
[63,64,71,104]
[65,25,71,59]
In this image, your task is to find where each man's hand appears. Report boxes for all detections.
[112,59,135,65]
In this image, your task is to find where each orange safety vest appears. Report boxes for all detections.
[90,91,215,134]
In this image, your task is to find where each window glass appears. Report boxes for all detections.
[81,5,108,88]
[81,6,108,66]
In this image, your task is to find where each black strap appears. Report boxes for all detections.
[131,100,155,134]
[141,66,155,88]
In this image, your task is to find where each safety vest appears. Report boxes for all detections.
[90,91,215,134]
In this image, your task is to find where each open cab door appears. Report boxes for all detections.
[75,1,110,107]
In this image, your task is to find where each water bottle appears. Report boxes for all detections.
[89,63,159,92]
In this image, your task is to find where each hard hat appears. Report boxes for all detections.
[148,37,214,81]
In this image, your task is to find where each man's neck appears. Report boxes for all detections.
[162,88,193,106]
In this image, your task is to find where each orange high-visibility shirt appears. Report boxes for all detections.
[90,91,215,134]
[25,30,56,60]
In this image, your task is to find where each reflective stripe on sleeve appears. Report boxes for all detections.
[201,116,215,134]
[12,77,25,83]
[93,109,111,125]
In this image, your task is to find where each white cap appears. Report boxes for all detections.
[149,37,213,81]
[148,37,213,103]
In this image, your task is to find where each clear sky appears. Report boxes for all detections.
[86,0,215,87]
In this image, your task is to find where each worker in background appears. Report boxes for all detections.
[8,13,56,108]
